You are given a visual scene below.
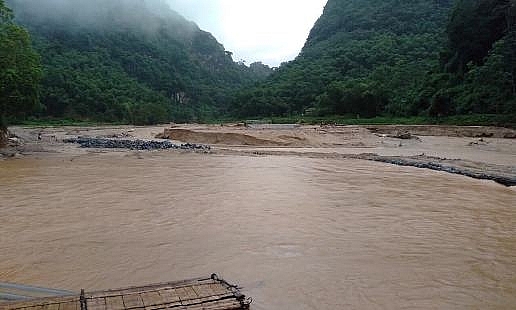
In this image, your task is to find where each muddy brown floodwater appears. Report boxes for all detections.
[1,149,515,309]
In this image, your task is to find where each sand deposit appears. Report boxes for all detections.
[2,124,515,186]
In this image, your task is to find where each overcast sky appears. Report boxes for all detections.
[166,0,327,66]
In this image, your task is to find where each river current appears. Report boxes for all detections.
[1,152,515,309]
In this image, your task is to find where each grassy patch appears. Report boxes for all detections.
[231,114,516,128]
[12,118,127,127]
[9,114,516,128]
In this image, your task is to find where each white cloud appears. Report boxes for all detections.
[166,0,327,66]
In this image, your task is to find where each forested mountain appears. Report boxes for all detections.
[6,0,271,124]
[2,0,514,125]
[231,0,454,117]
[231,0,515,119]
[433,0,516,115]
[0,0,41,134]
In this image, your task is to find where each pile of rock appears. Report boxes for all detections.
[371,155,516,187]
[0,129,7,148]
[64,137,210,151]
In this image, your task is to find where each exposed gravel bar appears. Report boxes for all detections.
[64,137,211,151]
[220,149,516,187]
[369,155,516,187]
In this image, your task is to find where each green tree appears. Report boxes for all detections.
[0,0,41,134]
[444,0,515,75]
[6,0,270,124]
[315,80,387,117]
[419,0,516,116]
[230,0,454,118]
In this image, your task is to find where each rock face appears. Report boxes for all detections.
[0,129,7,148]
[64,137,210,151]
[369,155,516,187]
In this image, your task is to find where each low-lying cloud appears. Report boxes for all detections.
[7,0,197,35]
[165,0,328,66]
[7,0,328,66]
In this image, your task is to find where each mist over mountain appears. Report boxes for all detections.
[9,0,196,35]
[4,0,513,124]
[6,0,270,123]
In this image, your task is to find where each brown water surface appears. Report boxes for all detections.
[1,152,515,309]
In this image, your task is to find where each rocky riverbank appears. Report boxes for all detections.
[217,148,516,187]
[369,155,516,187]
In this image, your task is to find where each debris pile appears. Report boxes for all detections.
[64,137,210,151]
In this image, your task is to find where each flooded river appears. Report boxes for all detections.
[1,152,515,309]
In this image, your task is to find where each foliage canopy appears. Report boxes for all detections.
[2,0,515,125]
[6,0,271,124]
[230,0,515,120]
[0,0,41,129]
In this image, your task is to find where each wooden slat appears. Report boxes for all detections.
[86,297,106,310]
[139,291,162,308]
[193,279,215,288]
[198,284,231,299]
[208,283,229,296]
[121,293,144,309]
[155,289,180,306]
[183,287,198,304]
[104,296,124,310]
[175,288,194,306]
[191,285,211,302]
[190,285,234,304]
[89,278,206,297]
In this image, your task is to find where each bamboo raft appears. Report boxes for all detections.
[0,275,251,310]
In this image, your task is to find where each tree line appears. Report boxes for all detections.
[1,0,515,131]
[0,0,41,133]
[230,0,516,121]
[1,0,271,128]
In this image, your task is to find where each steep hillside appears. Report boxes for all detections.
[1,0,41,131]
[7,0,269,123]
[427,0,516,116]
[231,0,454,117]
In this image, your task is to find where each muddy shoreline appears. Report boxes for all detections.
[372,155,515,187]
[214,148,516,187]
[1,124,515,186]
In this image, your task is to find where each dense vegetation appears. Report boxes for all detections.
[0,0,41,136]
[1,0,515,127]
[432,0,516,116]
[231,0,516,122]
[5,0,271,124]
[231,0,454,117]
